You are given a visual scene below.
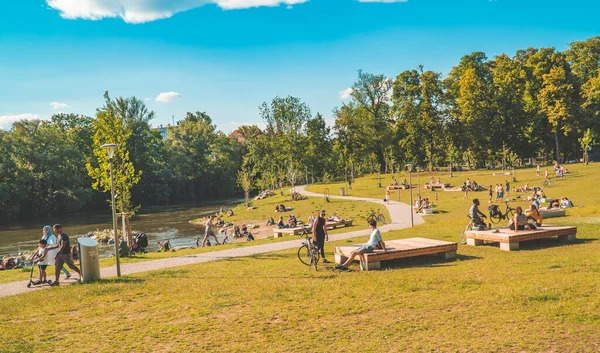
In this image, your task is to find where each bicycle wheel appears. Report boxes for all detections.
[489,213,501,224]
[312,249,319,271]
[297,244,311,266]
[506,209,514,220]
[460,222,472,244]
[367,215,376,223]
[377,214,386,224]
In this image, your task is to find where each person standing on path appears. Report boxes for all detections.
[47,224,81,286]
[384,190,390,204]
[312,210,329,263]
[536,165,540,177]
[42,225,71,279]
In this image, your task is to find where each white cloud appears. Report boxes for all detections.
[358,0,407,3]
[0,114,43,130]
[339,88,353,100]
[155,91,182,103]
[46,0,309,24]
[50,102,71,110]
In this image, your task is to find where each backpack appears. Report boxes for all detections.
[488,205,500,217]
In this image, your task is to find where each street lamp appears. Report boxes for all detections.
[405,164,414,227]
[102,143,120,277]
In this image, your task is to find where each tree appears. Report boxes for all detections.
[538,57,579,163]
[86,108,140,214]
[237,166,254,207]
[579,128,597,164]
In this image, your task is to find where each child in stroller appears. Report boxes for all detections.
[130,233,148,255]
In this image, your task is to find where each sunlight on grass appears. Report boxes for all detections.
[2,164,600,352]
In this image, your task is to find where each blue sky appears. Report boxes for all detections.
[1,0,599,132]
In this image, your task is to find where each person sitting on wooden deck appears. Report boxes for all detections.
[277,216,288,229]
[508,206,535,232]
[560,197,573,208]
[469,198,487,230]
[393,179,398,186]
[525,204,543,227]
[401,179,407,186]
[335,220,386,271]
[288,214,297,228]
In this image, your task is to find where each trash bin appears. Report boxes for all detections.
[78,237,101,282]
[340,187,345,196]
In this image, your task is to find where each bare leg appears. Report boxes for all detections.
[341,250,361,267]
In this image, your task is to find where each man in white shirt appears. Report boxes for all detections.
[335,220,385,271]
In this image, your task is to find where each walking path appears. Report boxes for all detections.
[0,185,423,298]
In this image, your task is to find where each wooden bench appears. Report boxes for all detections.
[444,187,463,192]
[387,185,411,190]
[334,238,457,271]
[326,219,353,230]
[539,208,566,218]
[273,226,309,238]
[423,183,449,190]
[420,208,434,215]
[465,225,577,251]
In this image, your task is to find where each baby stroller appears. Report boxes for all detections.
[130,233,148,255]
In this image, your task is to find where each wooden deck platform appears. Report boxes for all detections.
[492,172,512,176]
[539,208,566,218]
[424,183,450,190]
[334,237,457,271]
[273,226,309,238]
[387,184,411,190]
[465,225,577,251]
[326,219,353,229]
[444,187,463,192]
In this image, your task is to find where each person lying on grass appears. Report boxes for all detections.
[335,220,385,271]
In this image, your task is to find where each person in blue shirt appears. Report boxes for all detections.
[336,220,385,271]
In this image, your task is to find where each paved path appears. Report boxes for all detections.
[0,185,423,298]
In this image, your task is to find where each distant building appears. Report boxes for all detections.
[229,129,246,144]
[154,125,169,140]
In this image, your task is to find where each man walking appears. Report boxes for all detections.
[47,224,81,285]
[312,210,329,263]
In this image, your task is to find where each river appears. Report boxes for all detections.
[0,198,242,258]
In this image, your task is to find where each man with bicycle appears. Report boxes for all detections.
[469,198,488,230]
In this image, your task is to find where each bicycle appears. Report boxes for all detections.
[488,201,515,224]
[460,215,488,244]
[367,208,386,224]
[296,227,319,271]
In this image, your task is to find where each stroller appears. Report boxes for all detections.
[130,233,148,255]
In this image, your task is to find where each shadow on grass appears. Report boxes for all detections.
[96,277,147,284]
[473,237,596,251]
[381,253,480,270]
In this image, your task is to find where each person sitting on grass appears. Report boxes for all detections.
[525,204,543,228]
[508,206,534,232]
[157,241,164,251]
[227,209,234,217]
[335,220,385,271]
[163,240,172,251]
[266,217,275,226]
[561,197,573,208]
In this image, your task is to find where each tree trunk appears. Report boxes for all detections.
[554,131,560,163]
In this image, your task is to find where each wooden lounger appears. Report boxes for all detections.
[334,237,457,271]
[387,185,410,190]
[423,183,450,190]
[539,208,566,218]
[325,219,353,230]
[273,226,309,238]
[465,225,577,251]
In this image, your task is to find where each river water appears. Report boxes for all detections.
[0,199,242,257]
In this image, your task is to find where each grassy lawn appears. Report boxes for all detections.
[2,164,600,352]
[0,195,387,285]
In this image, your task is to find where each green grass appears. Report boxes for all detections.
[0,195,387,285]
[2,164,600,352]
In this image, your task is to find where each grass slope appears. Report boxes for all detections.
[2,165,600,352]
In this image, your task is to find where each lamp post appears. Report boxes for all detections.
[405,164,414,227]
[102,143,120,277]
